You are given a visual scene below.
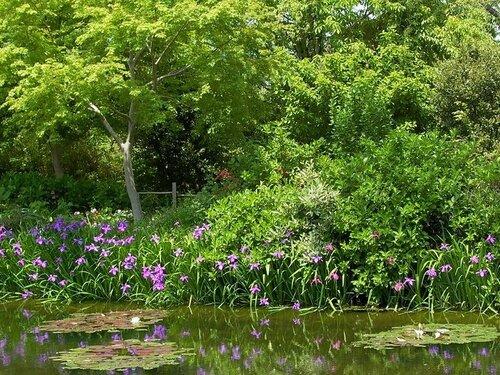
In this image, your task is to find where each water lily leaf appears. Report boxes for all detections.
[38,309,166,333]
[51,339,193,371]
[353,323,499,350]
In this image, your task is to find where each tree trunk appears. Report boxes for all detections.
[121,142,142,222]
[50,144,64,178]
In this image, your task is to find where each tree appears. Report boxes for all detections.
[2,0,274,221]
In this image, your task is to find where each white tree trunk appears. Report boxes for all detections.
[122,142,142,222]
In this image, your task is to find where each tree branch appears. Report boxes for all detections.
[147,64,192,87]
[89,103,123,145]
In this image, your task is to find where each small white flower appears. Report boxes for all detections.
[130,317,141,324]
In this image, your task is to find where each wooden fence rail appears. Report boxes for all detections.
[138,182,194,207]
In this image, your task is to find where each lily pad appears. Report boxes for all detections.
[51,339,193,371]
[38,309,166,333]
[353,323,499,350]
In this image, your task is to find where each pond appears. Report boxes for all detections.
[0,301,498,374]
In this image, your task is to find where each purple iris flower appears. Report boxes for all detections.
[179,275,189,283]
[47,275,57,283]
[440,264,452,273]
[425,267,438,279]
[485,234,496,245]
[173,248,184,257]
[292,301,300,310]
[122,253,137,270]
[117,221,128,232]
[249,262,260,271]
[259,297,269,306]
[120,283,131,294]
[470,255,480,264]
[75,256,87,266]
[21,290,33,300]
[250,284,261,294]
[476,269,488,277]
[109,265,119,276]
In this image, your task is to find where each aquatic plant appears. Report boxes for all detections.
[38,309,167,333]
[353,324,500,350]
[51,339,193,371]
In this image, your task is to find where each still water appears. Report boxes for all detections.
[0,301,498,374]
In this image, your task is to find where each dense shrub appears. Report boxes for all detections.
[0,172,128,212]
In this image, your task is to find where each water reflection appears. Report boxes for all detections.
[0,302,497,374]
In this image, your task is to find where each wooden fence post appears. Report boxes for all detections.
[172,182,177,208]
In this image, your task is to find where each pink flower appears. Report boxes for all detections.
[179,274,189,283]
[329,271,340,281]
[324,243,334,252]
[403,277,414,286]
[393,281,404,292]
[485,252,494,262]
[311,276,323,285]
[470,255,480,264]
[292,301,300,310]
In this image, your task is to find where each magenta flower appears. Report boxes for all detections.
[59,244,67,253]
[485,252,494,262]
[120,283,131,294]
[109,265,119,276]
[440,264,452,273]
[0,248,4,257]
[215,261,225,271]
[485,234,496,245]
[292,301,300,310]
[260,318,270,326]
[476,269,488,278]
[470,255,480,264]
[17,258,25,267]
[122,253,137,270]
[425,267,438,279]
[292,318,301,325]
[249,262,260,271]
[393,281,404,292]
[227,254,238,264]
[100,249,110,258]
[179,274,189,283]
[259,297,269,306]
[75,256,87,266]
[28,273,38,281]
[250,284,261,294]
[58,280,68,287]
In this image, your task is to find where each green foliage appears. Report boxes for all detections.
[433,42,500,142]
[0,172,128,214]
